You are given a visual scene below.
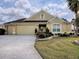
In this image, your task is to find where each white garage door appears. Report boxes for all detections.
[17,25,37,35]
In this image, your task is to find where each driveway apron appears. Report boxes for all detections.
[0,35,42,59]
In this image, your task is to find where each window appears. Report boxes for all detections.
[53,24,61,32]
[40,14,44,19]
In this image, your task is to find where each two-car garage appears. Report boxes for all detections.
[6,23,38,35]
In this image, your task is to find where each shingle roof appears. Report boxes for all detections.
[4,18,26,24]
[4,10,70,24]
[4,18,48,24]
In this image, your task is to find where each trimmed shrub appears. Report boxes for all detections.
[69,33,74,36]
[0,28,5,35]
[57,33,63,37]
[77,33,79,36]
[35,28,37,34]
[45,32,53,37]
[38,33,46,38]
[46,28,49,33]
[58,33,70,37]
[36,32,53,38]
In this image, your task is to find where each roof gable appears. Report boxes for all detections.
[48,17,71,24]
[4,10,70,24]
[24,10,54,21]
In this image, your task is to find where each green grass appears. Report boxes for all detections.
[35,37,79,59]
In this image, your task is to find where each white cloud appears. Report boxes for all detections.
[0,0,75,23]
[43,2,75,21]
[15,0,32,9]
[45,2,68,10]
[0,7,27,22]
[4,0,16,2]
[14,0,41,13]
[0,0,34,22]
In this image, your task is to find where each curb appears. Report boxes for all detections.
[34,41,44,59]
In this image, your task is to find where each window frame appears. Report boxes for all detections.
[52,23,61,33]
[40,14,45,19]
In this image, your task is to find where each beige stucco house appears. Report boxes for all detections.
[4,10,73,35]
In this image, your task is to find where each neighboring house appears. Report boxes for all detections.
[4,10,73,35]
[0,24,5,29]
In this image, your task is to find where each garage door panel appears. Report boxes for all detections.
[17,26,37,35]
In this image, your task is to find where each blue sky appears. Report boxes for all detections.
[0,0,75,23]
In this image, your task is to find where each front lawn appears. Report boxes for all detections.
[35,37,79,59]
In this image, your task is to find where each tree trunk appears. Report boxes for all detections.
[74,2,78,36]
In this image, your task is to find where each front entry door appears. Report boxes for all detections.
[39,24,46,32]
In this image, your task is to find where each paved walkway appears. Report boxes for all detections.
[0,35,42,59]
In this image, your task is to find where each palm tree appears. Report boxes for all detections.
[67,0,79,34]
[67,0,78,13]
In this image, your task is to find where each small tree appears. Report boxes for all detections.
[35,28,37,34]
[46,27,49,33]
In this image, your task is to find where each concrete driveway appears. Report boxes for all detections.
[0,35,42,59]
